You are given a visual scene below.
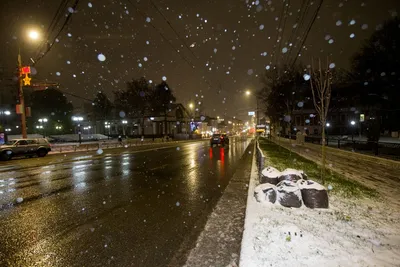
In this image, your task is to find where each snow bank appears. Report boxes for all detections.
[240,153,400,267]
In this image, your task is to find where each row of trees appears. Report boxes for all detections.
[259,17,399,183]
[92,78,177,134]
[23,78,177,135]
[260,16,400,141]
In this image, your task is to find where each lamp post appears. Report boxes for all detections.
[38,118,48,138]
[122,120,128,137]
[245,90,259,128]
[72,116,84,144]
[105,121,111,139]
[326,122,330,145]
[17,29,41,139]
[350,120,356,141]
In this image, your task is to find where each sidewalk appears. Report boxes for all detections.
[240,138,400,267]
[182,141,254,267]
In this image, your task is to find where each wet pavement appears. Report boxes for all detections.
[0,138,251,267]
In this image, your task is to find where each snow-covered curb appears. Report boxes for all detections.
[239,149,400,267]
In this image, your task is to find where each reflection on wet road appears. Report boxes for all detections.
[0,138,251,267]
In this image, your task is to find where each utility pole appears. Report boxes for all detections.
[17,52,27,139]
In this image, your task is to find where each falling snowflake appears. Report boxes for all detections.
[349,19,356,25]
[162,76,167,81]
[67,33,72,37]
[349,33,355,38]
[97,54,106,61]
[67,60,71,64]
[213,48,217,53]
[138,63,143,68]
[146,17,151,23]
[329,63,336,69]
[68,7,74,13]
[303,74,311,81]
[176,201,181,206]
[336,20,342,26]
[324,34,331,40]
[16,197,23,203]
[328,39,334,44]
[143,57,148,61]
[119,111,126,118]
[361,24,368,30]
[56,72,61,76]
[176,147,180,151]
[88,2,92,8]
[259,24,264,30]
[297,102,304,108]
[97,149,103,155]
[247,69,253,75]
[282,47,288,53]
[265,65,270,70]
[232,46,236,50]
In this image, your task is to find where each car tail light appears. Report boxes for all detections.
[220,136,224,139]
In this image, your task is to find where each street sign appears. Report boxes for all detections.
[248,111,255,116]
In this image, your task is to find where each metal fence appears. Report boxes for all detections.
[299,135,400,159]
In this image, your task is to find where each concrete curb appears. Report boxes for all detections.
[182,140,254,267]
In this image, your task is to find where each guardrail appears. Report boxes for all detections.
[272,135,400,160]
[255,139,266,176]
[50,139,176,154]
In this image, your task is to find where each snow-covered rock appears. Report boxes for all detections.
[254,183,277,204]
[298,179,329,209]
[278,168,307,183]
[260,166,281,184]
[276,180,302,208]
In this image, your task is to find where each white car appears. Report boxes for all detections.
[0,138,51,160]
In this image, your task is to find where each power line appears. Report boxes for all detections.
[35,0,71,60]
[282,0,309,66]
[125,0,196,71]
[274,0,291,67]
[149,0,198,60]
[34,0,81,65]
[271,0,287,66]
[289,0,324,69]
[125,0,219,90]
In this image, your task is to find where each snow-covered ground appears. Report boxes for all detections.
[240,153,400,267]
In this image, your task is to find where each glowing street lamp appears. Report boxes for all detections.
[350,120,356,141]
[122,120,128,136]
[38,118,48,137]
[28,30,40,40]
[72,116,84,144]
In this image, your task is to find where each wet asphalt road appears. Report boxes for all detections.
[0,138,251,267]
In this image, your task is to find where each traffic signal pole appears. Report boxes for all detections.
[17,51,27,139]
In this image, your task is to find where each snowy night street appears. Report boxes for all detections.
[0,138,251,266]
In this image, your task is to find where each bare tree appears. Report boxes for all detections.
[309,58,333,184]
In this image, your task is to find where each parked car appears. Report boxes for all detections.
[0,138,51,160]
[210,134,229,146]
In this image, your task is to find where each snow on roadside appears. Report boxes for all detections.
[240,152,400,267]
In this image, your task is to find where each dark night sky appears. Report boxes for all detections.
[0,0,398,120]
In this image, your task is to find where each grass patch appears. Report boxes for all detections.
[258,138,378,198]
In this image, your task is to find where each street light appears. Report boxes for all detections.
[72,116,84,144]
[16,28,42,139]
[245,90,259,127]
[38,118,48,137]
[122,120,128,137]
[350,120,356,141]
[55,126,62,130]
[28,30,40,40]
